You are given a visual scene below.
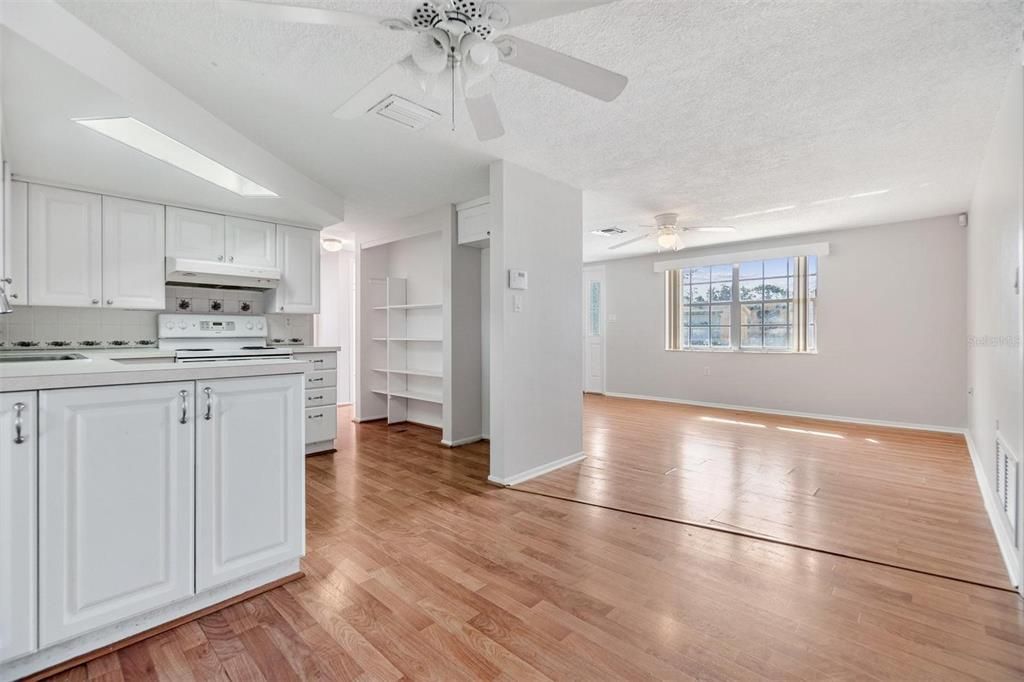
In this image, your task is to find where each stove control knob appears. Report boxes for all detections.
[246,322,254,330]
[165,321,174,330]
[256,320,264,330]
[178,321,188,330]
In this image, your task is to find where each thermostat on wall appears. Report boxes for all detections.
[508,269,528,290]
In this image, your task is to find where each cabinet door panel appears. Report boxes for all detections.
[165,207,225,261]
[28,185,102,307]
[102,196,166,310]
[270,225,320,313]
[0,393,37,662]
[4,180,28,305]
[225,217,276,268]
[39,382,195,645]
[196,374,303,591]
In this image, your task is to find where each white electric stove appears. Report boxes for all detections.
[158,314,292,363]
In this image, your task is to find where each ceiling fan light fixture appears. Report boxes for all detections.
[460,32,499,96]
[412,28,450,74]
[657,232,680,250]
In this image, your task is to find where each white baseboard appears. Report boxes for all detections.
[488,452,585,487]
[441,434,484,447]
[965,432,1021,588]
[352,414,386,423]
[602,391,966,434]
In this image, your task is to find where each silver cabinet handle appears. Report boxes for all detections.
[179,390,188,424]
[312,359,324,364]
[309,377,324,383]
[10,293,17,299]
[12,402,26,444]
[203,387,212,421]
[308,413,323,419]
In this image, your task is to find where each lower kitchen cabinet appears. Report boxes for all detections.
[38,382,196,646]
[195,374,303,591]
[0,393,37,663]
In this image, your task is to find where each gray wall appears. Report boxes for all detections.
[489,161,583,483]
[600,215,967,429]
[967,65,1022,582]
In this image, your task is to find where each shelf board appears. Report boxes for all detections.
[389,390,443,405]
[389,303,441,310]
[371,368,388,373]
[388,338,442,342]
[371,338,388,342]
[388,368,442,378]
[372,306,387,311]
[371,389,388,396]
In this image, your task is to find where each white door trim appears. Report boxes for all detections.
[583,265,606,394]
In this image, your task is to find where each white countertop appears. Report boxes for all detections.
[0,348,306,392]
[272,346,340,353]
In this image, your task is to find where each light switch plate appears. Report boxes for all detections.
[508,269,528,290]
[513,294,523,312]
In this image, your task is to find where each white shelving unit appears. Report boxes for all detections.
[370,277,443,428]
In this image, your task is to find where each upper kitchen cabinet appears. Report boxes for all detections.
[28,185,102,307]
[456,196,491,248]
[102,197,166,310]
[270,225,320,313]
[166,207,225,261]
[225,216,276,268]
[2,179,28,306]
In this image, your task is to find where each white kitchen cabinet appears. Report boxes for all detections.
[0,393,37,663]
[226,216,276,267]
[195,374,303,591]
[28,185,102,307]
[38,382,195,646]
[2,179,28,305]
[270,225,320,313]
[456,197,491,248]
[102,196,166,310]
[166,206,226,261]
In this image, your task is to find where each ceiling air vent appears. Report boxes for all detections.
[370,95,441,130]
[592,226,627,237]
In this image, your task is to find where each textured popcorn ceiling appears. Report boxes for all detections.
[37,1,1024,257]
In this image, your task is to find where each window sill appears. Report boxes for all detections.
[665,348,818,355]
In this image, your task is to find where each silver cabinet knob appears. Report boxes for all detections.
[106,299,113,305]
[91,298,100,305]
[228,256,234,262]
[217,255,224,261]
[10,293,17,299]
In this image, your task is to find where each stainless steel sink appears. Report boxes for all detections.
[0,353,88,363]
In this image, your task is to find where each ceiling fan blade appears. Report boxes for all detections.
[608,234,650,250]
[333,57,414,119]
[684,226,736,233]
[216,0,409,30]
[494,36,627,102]
[465,94,505,141]
[496,0,617,29]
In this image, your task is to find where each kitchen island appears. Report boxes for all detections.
[0,352,306,681]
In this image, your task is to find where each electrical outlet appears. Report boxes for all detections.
[703,366,711,376]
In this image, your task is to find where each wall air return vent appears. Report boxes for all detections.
[592,226,628,237]
[370,95,441,130]
[995,432,1019,544]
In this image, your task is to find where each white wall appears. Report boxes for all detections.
[481,247,490,439]
[316,248,353,404]
[599,215,967,429]
[489,161,583,484]
[966,66,1023,586]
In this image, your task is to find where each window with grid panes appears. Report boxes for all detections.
[670,256,817,352]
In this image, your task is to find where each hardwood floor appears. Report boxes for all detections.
[517,395,1011,589]
[45,405,1024,681]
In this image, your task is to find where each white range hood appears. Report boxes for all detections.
[165,257,281,290]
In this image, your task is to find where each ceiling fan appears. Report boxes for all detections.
[608,214,736,251]
[217,0,629,141]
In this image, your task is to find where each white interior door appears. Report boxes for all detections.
[583,267,605,394]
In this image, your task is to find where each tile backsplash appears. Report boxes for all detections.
[0,286,313,349]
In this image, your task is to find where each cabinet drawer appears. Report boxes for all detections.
[305,387,336,408]
[305,406,337,444]
[305,370,336,389]
[303,352,337,371]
